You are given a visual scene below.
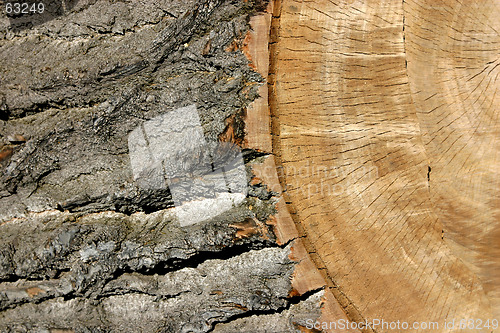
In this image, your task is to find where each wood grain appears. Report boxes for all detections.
[270,0,499,330]
[244,3,361,331]
[405,0,500,319]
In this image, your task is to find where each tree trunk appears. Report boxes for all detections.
[1,0,499,332]
[271,0,500,331]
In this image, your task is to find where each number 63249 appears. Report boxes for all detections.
[5,2,45,15]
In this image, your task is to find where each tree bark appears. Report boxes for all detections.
[0,1,326,332]
[1,0,499,332]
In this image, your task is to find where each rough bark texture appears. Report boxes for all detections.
[0,1,327,332]
[2,0,499,332]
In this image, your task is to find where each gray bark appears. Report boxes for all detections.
[0,0,320,331]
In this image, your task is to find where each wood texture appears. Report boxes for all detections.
[405,0,500,318]
[244,4,360,330]
[270,0,500,330]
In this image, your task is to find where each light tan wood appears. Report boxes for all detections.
[243,3,274,154]
[270,0,499,330]
[244,3,360,331]
[405,0,500,318]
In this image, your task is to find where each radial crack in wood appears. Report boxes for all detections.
[271,0,500,330]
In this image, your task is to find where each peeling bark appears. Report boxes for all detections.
[0,1,324,331]
[2,0,498,332]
